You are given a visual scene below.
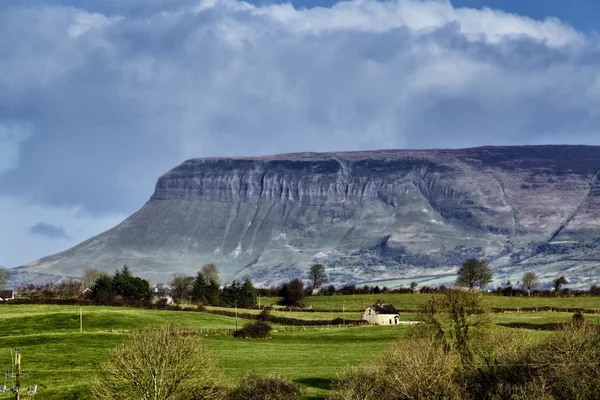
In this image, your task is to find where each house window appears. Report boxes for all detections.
[389,319,392,324]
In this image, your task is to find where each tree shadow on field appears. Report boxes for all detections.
[296,377,332,399]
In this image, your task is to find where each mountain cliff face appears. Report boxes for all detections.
[18,146,600,287]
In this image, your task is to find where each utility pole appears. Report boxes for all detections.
[14,348,20,400]
[235,302,238,331]
[343,301,345,327]
[80,307,83,333]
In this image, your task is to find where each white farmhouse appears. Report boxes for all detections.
[362,302,400,325]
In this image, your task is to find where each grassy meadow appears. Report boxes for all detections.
[261,293,600,311]
[0,295,596,399]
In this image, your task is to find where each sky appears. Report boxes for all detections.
[1,0,600,268]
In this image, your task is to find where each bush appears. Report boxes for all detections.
[536,324,600,399]
[465,324,600,400]
[256,309,270,321]
[93,324,226,400]
[330,337,462,400]
[572,312,585,327]
[233,321,272,339]
[228,375,302,400]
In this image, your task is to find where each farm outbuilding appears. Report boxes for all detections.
[362,302,400,325]
[0,290,14,301]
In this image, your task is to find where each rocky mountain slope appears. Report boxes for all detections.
[15,146,600,288]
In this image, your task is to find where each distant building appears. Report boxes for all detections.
[78,288,93,299]
[0,290,14,301]
[362,301,400,325]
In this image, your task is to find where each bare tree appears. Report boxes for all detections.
[169,273,195,303]
[308,264,327,291]
[56,279,84,298]
[93,325,225,400]
[418,289,490,366]
[521,272,538,296]
[0,267,9,289]
[455,259,493,290]
[200,264,220,285]
[82,268,109,289]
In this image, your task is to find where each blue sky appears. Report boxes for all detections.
[1,0,600,268]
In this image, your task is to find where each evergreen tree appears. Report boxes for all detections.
[191,273,208,304]
[206,279,221,306]
[221,280,242,307]
[281,279,305,306]
[239,278,257,308]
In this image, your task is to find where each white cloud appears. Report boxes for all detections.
[68,10,121,38]
[249,0,582,46]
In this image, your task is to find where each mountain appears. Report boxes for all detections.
[15,146,600,288]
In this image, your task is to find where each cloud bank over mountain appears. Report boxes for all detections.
[1,0,600,267]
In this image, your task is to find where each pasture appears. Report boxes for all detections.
[261,293,600,311]
[0,294,594,399]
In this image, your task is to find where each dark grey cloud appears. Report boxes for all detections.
[29,222,69,239]
[0,0,599,266]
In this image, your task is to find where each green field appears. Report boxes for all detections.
[260,294,600,311]
[0,296,596,399]
[0,305,407,399]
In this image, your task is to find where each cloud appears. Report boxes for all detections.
[1,0,600,265]
[0,122,32,176]
[29,222,70,239]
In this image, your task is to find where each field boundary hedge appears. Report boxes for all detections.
[203,308,367,326]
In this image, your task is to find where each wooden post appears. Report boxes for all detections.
[15,350,20,400]
[80,307,83,333]
[235,304,238,331]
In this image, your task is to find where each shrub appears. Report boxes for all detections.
[256,309,270,321]
[330,337,462,400]
[233,321,272,339]
[466,324,600,400]
[572,312,585,327]
[459,329,542,399]
[92,324,226,400]
[536,324,600,399]
[228,375,302,400]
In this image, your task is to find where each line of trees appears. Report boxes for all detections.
[167,264,258,309]
[8,259,600,306]
[92,265,152,305]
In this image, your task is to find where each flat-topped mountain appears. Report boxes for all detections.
[16,146,600,287]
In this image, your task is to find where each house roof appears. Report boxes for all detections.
[0,290,14,298]
[371,304,399,315]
